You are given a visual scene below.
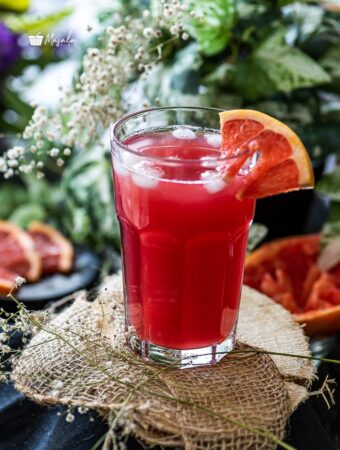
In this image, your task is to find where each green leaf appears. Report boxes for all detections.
[203,63,236,88]
[321,201,340,243]
[187,0,236,56]
[68,206,92,242]
[247,223,268,252]
[283,3,324,43]
[295,123,340,158]
[320,98,340,124]
[320,46,340,89]
[141,43,203,105]
[3,7,73,34]
[234,28,331,100]
[2,84,34,125]
[9,203,46,228]
[317,167,340,201]
[236,1,268,20]
[62,147,120,249]
[0,184,27,219]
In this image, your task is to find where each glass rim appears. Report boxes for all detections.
[110,106,248,165]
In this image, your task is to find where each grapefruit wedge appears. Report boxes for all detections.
[0,267,18,295]
[0,220,41,288]
[244,235,340,336]
[28,222,74,275]
[219,110,314,198]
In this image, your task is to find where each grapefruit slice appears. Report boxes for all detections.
[219,110,314,198]
[0,267,17,295]
[244,234,340,336]
[0,220,41,284]
[28,221,74,275]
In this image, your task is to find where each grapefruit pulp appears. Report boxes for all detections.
[244,235,340,336]
[219,109,314,198]
[28,221,74,274]
[0,220,41,289]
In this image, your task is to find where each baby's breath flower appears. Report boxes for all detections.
[35,105,48,116]
[1,1,195,177]
[143,27,154,39]
[78,406,89,414]
[49,148,59,157]
[4,168,14,179]
[15,276,26,287]
[106,26,115,35]
[0,157,7,172]
[66,412,75,423]
[0,333,9,343]
[7,146,24,159]
[164,6,174,17]
[45,131,56,141]
[0,373,7,383]
[1,345,11,354]
[37,171,45,180]
[23,128,32,139]
[19,164,33,174]
[7,160,18,168]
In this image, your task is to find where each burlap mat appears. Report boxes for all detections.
[11,275,315,449]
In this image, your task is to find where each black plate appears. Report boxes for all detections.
[0,247,100,309]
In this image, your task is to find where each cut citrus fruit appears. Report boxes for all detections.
[28,221,74,275]
[219,109,314,198]
[244,234,340,336]
[0,267,17,295]
[0,220,41,284]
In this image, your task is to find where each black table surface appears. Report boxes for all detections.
[1,336,340,450]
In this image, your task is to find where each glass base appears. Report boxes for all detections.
[127,328,236,369]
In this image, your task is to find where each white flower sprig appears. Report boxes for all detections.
[0,1,199,179]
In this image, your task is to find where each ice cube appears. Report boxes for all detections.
[200,156,219,168]
[201,170,226,193]
[204,134,221,147]
[172,128,196,140]
[131,161,163,189]
[122,151,140,168]
[204,179,226,194]
[114,159,128,176]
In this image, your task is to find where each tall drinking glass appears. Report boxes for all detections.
[111,107,255,368]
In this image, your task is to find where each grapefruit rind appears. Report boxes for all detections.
[246,234,319,266]
[294,306,340,336]
[28,221,74,273]
[219,109,315,196]
[0,268,16,295]
[0,220,41,282]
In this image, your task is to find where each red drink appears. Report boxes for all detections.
[111,107,255,367]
